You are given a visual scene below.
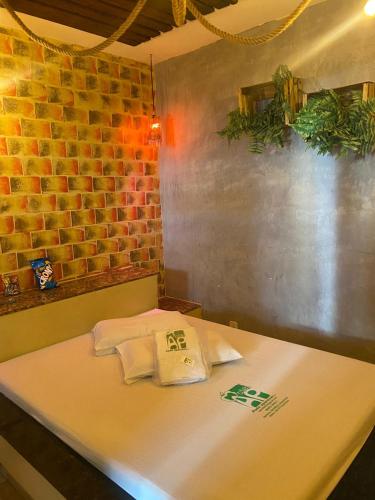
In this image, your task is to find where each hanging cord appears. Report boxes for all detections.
[150,54,157,115]
[0,0,148,56]
[0,0,312,55]
[185,0,312,45]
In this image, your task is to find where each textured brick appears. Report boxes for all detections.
[138,234,156,247]
[142,260,160,273]
[147,219,162,232]
[0,78,16,96]
[48,86,74,105]
[35,102,63,120]
[122,99,141,114]
[48,245,74,263]
[14,213,44,232]
[0,195,28,214]
[62,258,87,279]
[0,177,10,195]
[32,63,60,86]
[21,119,51,138]
[44,49,72,69]
[108,222,129,237]
[95,208,117,224]
[10,176,41,194]
[77,125,101,142]
[39,140,66,158]
[92,144,114,160]
[140,70,151,86]
[102,160,124,176]
[0,157,23,175]
[86,74,98,90]
[101,95,122,112]
[137,206,155,220]
[12,39,43,62]
[0,253,17,273]
[41,176,68,193]
[0,116,21,136]
[0,215,14,234]
[75,91,101,110]
[63,106,89,123]
[128,220,148,235]
[44,211,71,230]
[16,80,47,100]
[73,56,97,74]
[78,142,91,158]
[102,127,123,143]
[73,241,97,259]
[149,246,162,260]
[82,193,105,209]
[109,252,130,268]
[66,142,78,158]
[14,267,35,290]
[146,192,160,205]
[127,191,145,206]
[0,232,31,253]
[97,238,119,254]
[71,209,95,226]
[59,227,85,244]
[0,56,30,80]
[130,248,149,262]
[120,66,131,80]
[28,194,56,213]
[79,160,102,176]
[98,76,110,93]
[120,82,131,98]
[117,206,138,221]
[115,177,135,192]
[57,193,82,211]
[105,192,127,207]
[133,116,148,130]
[88,110,111,127]
[85,224,108,240]
[112,113,131,128]
[53,159,79,175]
[124,161,144,176]
[7,138,38,157]
[24,158,52,175]
[31,229,60,248]
[0,34,12,55]
[51,122,77,140]
[17,248,46,269]
[0,137,6,155]
[93,176,115,192]
[68,176,93,192]
[118,237,138,251]
[87,255,110,273]
[3,97,35,117]
[136,177,154,191]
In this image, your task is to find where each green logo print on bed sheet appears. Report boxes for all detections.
[221,384,270,408]
[166,330,187,351]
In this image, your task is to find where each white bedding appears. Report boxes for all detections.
[0,315,374,500]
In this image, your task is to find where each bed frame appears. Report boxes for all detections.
[0,273,158,362]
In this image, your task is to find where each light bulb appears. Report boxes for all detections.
[364,0,375,16]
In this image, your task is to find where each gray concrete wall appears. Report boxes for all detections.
[156,0,375,362]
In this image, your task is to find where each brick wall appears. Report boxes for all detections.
[0,27,164,293]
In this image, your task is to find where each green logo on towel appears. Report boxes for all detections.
[166,330,187,351]
[221,384,289,418]
[221,384,270,408]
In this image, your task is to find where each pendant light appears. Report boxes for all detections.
[147,54,162,145]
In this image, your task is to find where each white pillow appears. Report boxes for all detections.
[93,311,190,356]
[116,330,242,384]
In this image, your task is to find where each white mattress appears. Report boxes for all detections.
[0,316,374,500]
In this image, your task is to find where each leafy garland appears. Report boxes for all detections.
[218,65,292,153]
[219,66,375,157]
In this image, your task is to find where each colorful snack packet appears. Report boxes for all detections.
[30,258,58,290]
[2,275,21,296]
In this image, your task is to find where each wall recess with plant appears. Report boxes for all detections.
[219,65,375,157]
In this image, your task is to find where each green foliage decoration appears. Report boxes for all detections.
[218,65,292,153]
[292,90,375,156]
[219,65,375,157]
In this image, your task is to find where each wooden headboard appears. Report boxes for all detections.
[0,272,158,362]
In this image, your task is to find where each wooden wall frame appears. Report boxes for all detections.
[302,81,375,105]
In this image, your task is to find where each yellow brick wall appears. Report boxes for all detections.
[0,27,164,293]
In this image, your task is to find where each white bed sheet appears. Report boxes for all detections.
[0,316,374,500]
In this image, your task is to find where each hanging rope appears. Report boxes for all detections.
[185,0,312,45]
[0,0,312,55]
[0,0,148,56]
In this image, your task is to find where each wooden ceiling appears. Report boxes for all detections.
[10,0,239,46]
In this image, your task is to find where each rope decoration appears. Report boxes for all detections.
[0,0,312,56]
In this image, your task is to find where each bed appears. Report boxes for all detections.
[1,308,374,500]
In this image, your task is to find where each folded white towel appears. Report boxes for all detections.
[154,326,210,385]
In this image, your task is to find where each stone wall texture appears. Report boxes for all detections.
[0,27,163,292]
